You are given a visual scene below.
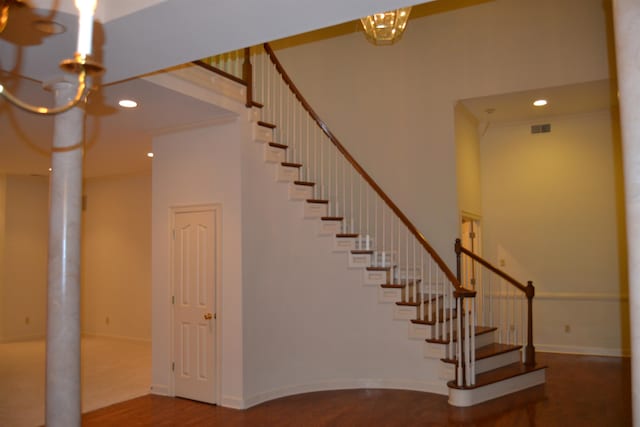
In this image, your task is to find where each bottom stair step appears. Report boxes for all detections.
[447,362,547,407]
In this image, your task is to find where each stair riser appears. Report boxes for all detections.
[319,221,342,236]
[424,341,454,360]
[304,203,327,219]
[363,269,390,286]
[379,287,401,303]
[476,349,522,374]
[253,124,272,143]
[448,368,546,407]
[349,253,372,269]
[288,185,313,201]
[265,145,286,163]
[439,362,456,381]
[453,331,495,349]
[333,237,356,252]
[277,165,299,182]
[393,305,418,321]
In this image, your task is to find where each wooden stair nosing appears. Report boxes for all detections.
[411,308,458,325]
[351,250,374,255]
[367,266,393,271]
[294,180,315,187]
[307,199,329,204]
[426,326,497,345]
[441,343,523,365]
[337,233,359,238]
[447,362,546,390]
[268,142,288,150]
[321,216,344,222]
[282,162,303,168]
[258,120,276,129]
[251,101,264,109]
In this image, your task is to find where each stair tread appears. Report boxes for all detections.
[258,120,276,129]
[447,362,546,390]
[426,326,497,344]
[321,216,344,221]
[294,180,315,186]
[337,233,359,238]
[367,266,392,271]
[307,199,329,204]
[442,343,522,365]
[268,142,288,149]
[282,162,303,168]
[381,279,423,288]
[411,308,458,325]
[352,250,374,255]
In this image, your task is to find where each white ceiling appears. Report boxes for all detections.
[0,0,616,178]
[0,0,434,178]
[461,79,615,126]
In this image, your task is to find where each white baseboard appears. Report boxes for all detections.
[537,343,630,357]
[241,378,447,410]
[82,333,152,343]
[150,384,170,396]
[220,395,245,409]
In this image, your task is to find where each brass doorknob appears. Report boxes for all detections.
[204,313,213,320]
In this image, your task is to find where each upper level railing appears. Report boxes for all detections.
[198,44,481,387]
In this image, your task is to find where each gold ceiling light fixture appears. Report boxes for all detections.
[361,7,412,45]
[0,0,104,115]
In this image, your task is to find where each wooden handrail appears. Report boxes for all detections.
[192,60,247,86]
[455,238,528,295]
[263,43,469,294]
[455,238,536,366]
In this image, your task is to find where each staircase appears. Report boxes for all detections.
[202,44,547,407]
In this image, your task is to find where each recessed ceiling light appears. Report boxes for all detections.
[48,167,52,172]
[118,99,138,109]
[146,152,154,158]
[533,99,548,107]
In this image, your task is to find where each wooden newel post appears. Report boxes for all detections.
[243,47,253,108]
[455,238,462,283]
[525,280,536,366]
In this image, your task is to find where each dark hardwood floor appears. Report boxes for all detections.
[82,352,631,426]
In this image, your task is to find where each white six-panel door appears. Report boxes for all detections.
[172,206,219,404]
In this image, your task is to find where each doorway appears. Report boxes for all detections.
[460,214,482,289]
[171,205,220,404]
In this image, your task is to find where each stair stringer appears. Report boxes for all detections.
[240,122,448,409]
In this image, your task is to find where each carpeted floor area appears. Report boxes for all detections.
[0,336,151,427]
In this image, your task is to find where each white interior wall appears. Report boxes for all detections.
[81,173,152,341]
[150,119,245,405]
[271,0,610,267]
[480,110,628,355]
[1,175,49,341]
[455,102,482,218]
[241,121,445,409]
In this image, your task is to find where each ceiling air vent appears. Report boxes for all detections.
[531,123,551,134]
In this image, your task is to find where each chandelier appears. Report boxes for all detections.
[0,0,104,115]
[361,7,412,44]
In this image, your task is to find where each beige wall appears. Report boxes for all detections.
[0,175,49,341]
[0,173,151,342]
[480,110,628,354]
[81,173,152,341]
[455,102,482,218]
[151,120,246,404]
[271,0,610,265]
[0,174,5,339]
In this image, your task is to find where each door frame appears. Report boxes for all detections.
[169,203,223,404]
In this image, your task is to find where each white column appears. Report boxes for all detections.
[613,1,640,425]
[44,77,85,427]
